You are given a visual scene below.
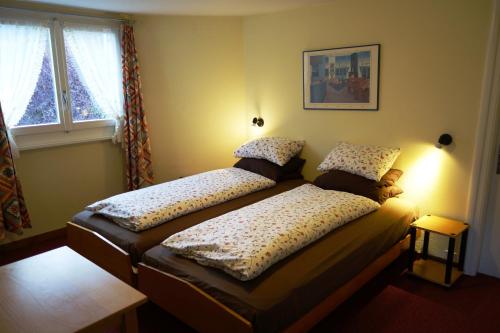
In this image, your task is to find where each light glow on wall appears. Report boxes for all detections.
[401,145,446,212]
[249,119,266,139]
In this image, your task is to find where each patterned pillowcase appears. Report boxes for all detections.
[234,137,305,166]
[317,142,400,181]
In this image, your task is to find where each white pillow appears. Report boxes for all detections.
[317,142,400,181]
[234,137,305,166]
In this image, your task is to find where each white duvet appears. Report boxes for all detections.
[163,184,381,281]
[86,168,276,231]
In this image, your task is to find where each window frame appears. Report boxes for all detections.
[1,8,123,150]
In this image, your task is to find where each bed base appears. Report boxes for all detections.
[66,221,136,286]
[138,234,412,333]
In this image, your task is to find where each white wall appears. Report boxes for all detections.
[479,130,500,277]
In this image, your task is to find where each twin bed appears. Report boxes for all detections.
[68,178,307,284]
[67,138,418,332]
[139,197,416,332]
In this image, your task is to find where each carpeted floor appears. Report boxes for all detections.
[312,256,500,333]
[2,238,500,333]
[0,237,66,266]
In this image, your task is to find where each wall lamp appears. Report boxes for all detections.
[435,133,453,149]
[252,117,264,127]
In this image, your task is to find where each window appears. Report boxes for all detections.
[0,11,123,150]
[15,26,59,127]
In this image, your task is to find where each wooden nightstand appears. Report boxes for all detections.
[407,215,469,287]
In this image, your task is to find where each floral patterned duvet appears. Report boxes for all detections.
[162,184,381,281]
[86,168,276,231]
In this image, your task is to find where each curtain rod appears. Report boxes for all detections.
[0,5,134,24]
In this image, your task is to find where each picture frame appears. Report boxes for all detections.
[303,44,380,110]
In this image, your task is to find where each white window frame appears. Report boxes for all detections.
[1,8,122,150]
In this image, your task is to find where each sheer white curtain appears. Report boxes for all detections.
[63,23,124,143]
[0,20,48,157]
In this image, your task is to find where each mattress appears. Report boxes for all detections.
[142,197,418,333]
[71,179,308,266]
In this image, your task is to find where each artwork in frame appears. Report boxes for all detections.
[303,44,380,110]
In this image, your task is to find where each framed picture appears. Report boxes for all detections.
[303,44,380,110]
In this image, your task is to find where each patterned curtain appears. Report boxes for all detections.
[0,102,30,240]
[121,24,154,191]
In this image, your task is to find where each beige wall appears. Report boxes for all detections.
[1,141,124,243]
[134,15,246,183]
[243,0,491,220]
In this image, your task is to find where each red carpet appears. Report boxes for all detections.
[313,256,500,333]
[335,285,474,333]
[0,237,66,266]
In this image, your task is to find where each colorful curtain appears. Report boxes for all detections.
[121,24,154,191]
[0,102,30,240]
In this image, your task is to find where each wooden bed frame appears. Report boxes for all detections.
[137,234,413,333]
[66,221,136,286]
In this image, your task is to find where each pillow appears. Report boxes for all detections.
[234,137,305,166]
[279,157,306,181]
[234,157,305,182]
[317,142,400,181]
[380,168,403,186]
[313,169,404,204]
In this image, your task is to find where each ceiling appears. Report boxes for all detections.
[22,0,336,16]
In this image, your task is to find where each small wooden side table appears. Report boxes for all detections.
[0,246,147,333]
[407,215,469,287]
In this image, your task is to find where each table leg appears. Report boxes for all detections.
[445,237,455,285]
[121,309,139,333]
[422,231,430,260]
[408,226,417,272]
[458,228,468,271]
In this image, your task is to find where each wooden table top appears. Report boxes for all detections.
[0,246,147,333]
[411,215,469,237]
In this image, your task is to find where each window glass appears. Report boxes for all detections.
[63,25,122,123]
[0,22,59,127]
[64,45,107,121]
[17,36,59,126]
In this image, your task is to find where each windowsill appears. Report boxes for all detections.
[15,125,115,150]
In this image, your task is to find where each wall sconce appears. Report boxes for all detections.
[435,133,453,149]
[252,117,264,127]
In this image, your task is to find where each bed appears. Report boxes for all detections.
[137,196,417,333]
[67,136,307,285]
[67,178,308,285]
